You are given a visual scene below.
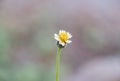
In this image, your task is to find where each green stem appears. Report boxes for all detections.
[56,47,61,81]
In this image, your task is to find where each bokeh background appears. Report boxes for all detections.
[0,0,120,81]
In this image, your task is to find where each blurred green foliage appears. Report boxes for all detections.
[34,30,55,54]
[10,64,57,81]
[0,26,11,81]
[0,27,10,62]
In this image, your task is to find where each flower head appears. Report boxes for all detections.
[54,30,72,48]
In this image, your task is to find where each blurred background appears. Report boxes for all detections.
[0,0,120,81]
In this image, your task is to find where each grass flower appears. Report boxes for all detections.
[54,30,72,81]
[54,30,72,48]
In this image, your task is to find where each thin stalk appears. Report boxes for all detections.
[56,47,61,81]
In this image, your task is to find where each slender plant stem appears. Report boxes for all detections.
[56,47,61,81]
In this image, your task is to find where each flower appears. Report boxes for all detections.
[54,30,72,47]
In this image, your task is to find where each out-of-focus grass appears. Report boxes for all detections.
[0,26,11,81]
[0,26,10,62]
[11,64,54,81]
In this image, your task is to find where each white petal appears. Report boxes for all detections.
[54,37,60,41]
[54,34,60,41]
[59,30,62,34]
[66,40,72,43]
[68,33,72,38]
[60,30,66,34]
[59,42,65,46]
[54,34,57,37]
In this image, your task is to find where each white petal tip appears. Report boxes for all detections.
[66,40,72,43]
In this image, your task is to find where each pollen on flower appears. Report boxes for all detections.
[54,30,72,47]
[59,31,68,42]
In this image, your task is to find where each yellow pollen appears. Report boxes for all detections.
[59,32,68,43]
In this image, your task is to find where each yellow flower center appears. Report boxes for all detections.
[59,32,68,43]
